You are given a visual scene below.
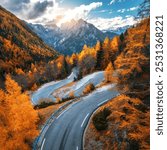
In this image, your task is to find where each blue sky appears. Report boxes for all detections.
[0,0,143,30]
[60,0,142,18]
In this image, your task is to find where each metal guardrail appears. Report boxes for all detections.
[33,100,74,150]
[33,84,115,149]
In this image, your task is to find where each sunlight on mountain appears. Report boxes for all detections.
[0,0,150,149]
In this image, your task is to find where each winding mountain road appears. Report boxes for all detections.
[31,68,78,105]
[38,87,118,150]
[32,70,118,150]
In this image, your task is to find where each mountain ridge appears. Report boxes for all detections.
[27,19,118,55]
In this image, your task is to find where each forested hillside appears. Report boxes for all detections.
[71,18,150,104]
[66,35,121,77]
[0,75,39,150]
[85,18,150,150]
[115,18,150,104]
[0,6,58,88]
[0,4,150,149]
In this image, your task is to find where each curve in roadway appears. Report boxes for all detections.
[31,68,78,105]
[39,86,118,150]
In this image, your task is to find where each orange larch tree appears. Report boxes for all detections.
[105,62,114,82]
[0,75,39,150]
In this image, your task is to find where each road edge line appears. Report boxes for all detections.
[82,94,120,150]
[41,138,46,150]
[81,113,90,127]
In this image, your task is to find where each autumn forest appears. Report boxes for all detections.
[0,1,150,150]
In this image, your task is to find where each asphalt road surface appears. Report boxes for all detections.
[31,68,78,105]
[39,88,118,150]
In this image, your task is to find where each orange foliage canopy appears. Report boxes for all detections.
[0,75,39,150]
[105,62,114,82]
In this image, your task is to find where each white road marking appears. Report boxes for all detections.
[97,101,104,106]
[57,105,72,119]
[69,102,75,108]
[97,99,109,106]
[57,110,67,119]
[81,113,89,127]
[76,146,79,150]
[41,138,46,150]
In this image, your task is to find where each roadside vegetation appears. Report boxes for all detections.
[0,75,39,149]
[34,98,55,109]
[85,95,150,150]
[0,1,150,149]
[85,4,150,148]
[92,108,111,130]
[83,83,95,95]
[37,102,68,128]
[57,91,75,104]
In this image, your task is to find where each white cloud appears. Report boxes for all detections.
[0,0,138,32]
[55,2,103,26]
[125,15,131,18]
[59,0,65,3]
[0,0,59,21]
[99,10,107,13]
[128,6,138,11]
[117,9,126,13]
[0,0,102,26]
[109,0,125,5]
[109,0,116,5]
[117,6,138,13]
[88,16,137,31]
[98,9,112,13]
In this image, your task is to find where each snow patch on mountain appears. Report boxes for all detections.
[27,19,118,55]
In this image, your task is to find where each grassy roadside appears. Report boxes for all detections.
[37,102,69,128]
